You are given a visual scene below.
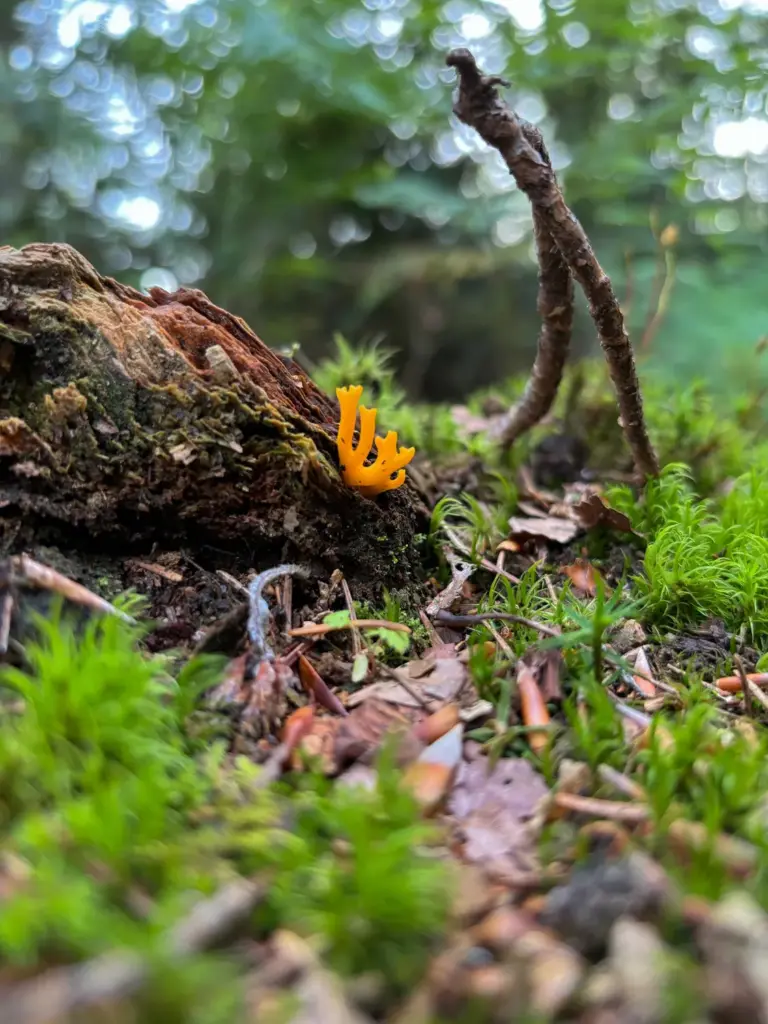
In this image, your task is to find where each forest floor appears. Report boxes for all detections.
[2,345,768,1024]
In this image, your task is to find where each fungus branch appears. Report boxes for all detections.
[336,385,415,497]
[447,48,659,479]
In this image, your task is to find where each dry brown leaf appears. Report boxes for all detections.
[516,500,551,519]
[207,653,294,739]
[562,561,599,597]
[631,646,657,698]
[335,764,379,792]
[292,716,340,774]
[448,757,549,872]
[573,492,633,533]
[347,656,470,710]
[537,649,563,703]
[298,655,348,716]
[507,515,580,546]
[333,698,419,769]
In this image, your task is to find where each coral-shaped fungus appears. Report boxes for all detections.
[336,385,415,498]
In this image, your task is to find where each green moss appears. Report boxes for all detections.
[608,462,768,647]
[0,604,449,1014]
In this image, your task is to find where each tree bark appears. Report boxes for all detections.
[0,243,429,618]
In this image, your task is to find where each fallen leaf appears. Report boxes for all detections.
[507,515,580,546]
[408,643,458,677]
[334,698,419,768]
[335,764,379,792]
[347,655,470,710]
[207,653,294,739]
[448,757,549,872]
[516,500,551,519]
[538,649,563,703]
[298,655,349,716]
[562,561,599,597]
[292,716,340,774]
[281,706,316,753]
[631,646,657,698]
[573,492,633,533]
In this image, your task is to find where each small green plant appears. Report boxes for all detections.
[313,333,406,426]
[322,608,411,660]
[263,745,449,994]
[0,604,450,1012]
[615,463,768,645]
[563,674,626,773]
[540,574,639,683]
[429,493,502,562]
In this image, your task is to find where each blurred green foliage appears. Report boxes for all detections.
[1,0,768,397]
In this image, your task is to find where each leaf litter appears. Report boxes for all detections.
[6,391,768,1020]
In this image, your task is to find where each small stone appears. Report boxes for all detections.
[609,917,667,1024]
[557,758,592,795]
[609,619,647,654]
[471,906,534,952]
[539,852,672,957]
[518,931,585,1017]
[699,892,768,1018]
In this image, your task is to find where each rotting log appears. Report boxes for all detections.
[0,243,430,619]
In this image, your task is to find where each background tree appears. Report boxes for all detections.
[1,0,767,399]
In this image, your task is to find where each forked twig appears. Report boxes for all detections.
[491,126,575,448]
[447,49,659,479]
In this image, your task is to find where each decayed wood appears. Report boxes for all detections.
[0,243,429,606]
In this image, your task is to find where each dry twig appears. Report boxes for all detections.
[433,608,560,638]
[490,135,575,448]
[446,48,659,478]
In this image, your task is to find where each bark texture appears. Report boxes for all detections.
[0,243,429,611]
[447,49,659,479]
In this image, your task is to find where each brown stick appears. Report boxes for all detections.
[447,49,659,479]
[493,127,575,448]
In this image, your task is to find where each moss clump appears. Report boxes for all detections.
[0,603,449,1015]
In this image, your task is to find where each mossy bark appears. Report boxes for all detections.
[0,243,429,613]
